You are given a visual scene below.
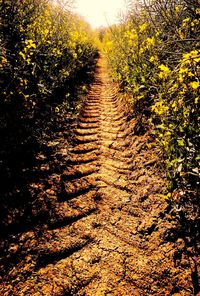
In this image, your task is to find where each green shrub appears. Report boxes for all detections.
[0,0,99,116]
[102,0,199,205]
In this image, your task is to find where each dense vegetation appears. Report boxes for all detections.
[0,0,98,116]
[0,0,199,246]
[102,0,199,244]
[0,0,98,232]
[0,1,199,293]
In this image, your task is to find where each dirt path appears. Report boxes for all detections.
[1,59,195,295]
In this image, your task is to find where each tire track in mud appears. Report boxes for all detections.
[1,59,194,296]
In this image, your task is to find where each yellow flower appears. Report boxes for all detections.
[158,72,165,79]
[139,23,148,33]
[190,81,199,90]
[1,56,7,64]
[192,19,199,27]
[178,99,183,107]
[52,48,62,56]
[158,64,170,79]
[150,55,158,63]
[19,25,24,32]
[19,51,26,60]
[182,18,190,27]
[25,39,37,49]
[27,58,31,65]
[156,30,161,37]
[178,75,184,83]
[178,30,185,39]
[128,29,137,40]
[159,64,170,73]
[183,83,188,90]
[179,67,188,74]
[175,5,181,13]
[188,72,194,77]
[152,101,169,115]
[183,17,190,23]
[139,48,145,55]
[172,101,178,111]
[165,131,171,137]
[73,52,77,59]
[183,50,199,61]
[146,36,155,46]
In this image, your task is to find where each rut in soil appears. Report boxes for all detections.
[1,58,195,296]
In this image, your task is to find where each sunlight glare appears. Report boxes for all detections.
[73,0,127,28]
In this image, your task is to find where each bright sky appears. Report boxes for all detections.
[73,0,127,28]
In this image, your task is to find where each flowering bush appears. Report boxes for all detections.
[0,0,99,116]
[0,0,99,233]
[102,0,199,214]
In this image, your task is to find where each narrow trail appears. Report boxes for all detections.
[1,59,194,295]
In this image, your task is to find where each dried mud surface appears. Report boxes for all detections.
[0,59,199,295]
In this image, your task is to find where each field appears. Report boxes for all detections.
[0,0,199,295]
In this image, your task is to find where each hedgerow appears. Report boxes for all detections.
[0,0,99,158]
[102,0,199,240]
[0,0,99,231]
[0,0,98,117]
